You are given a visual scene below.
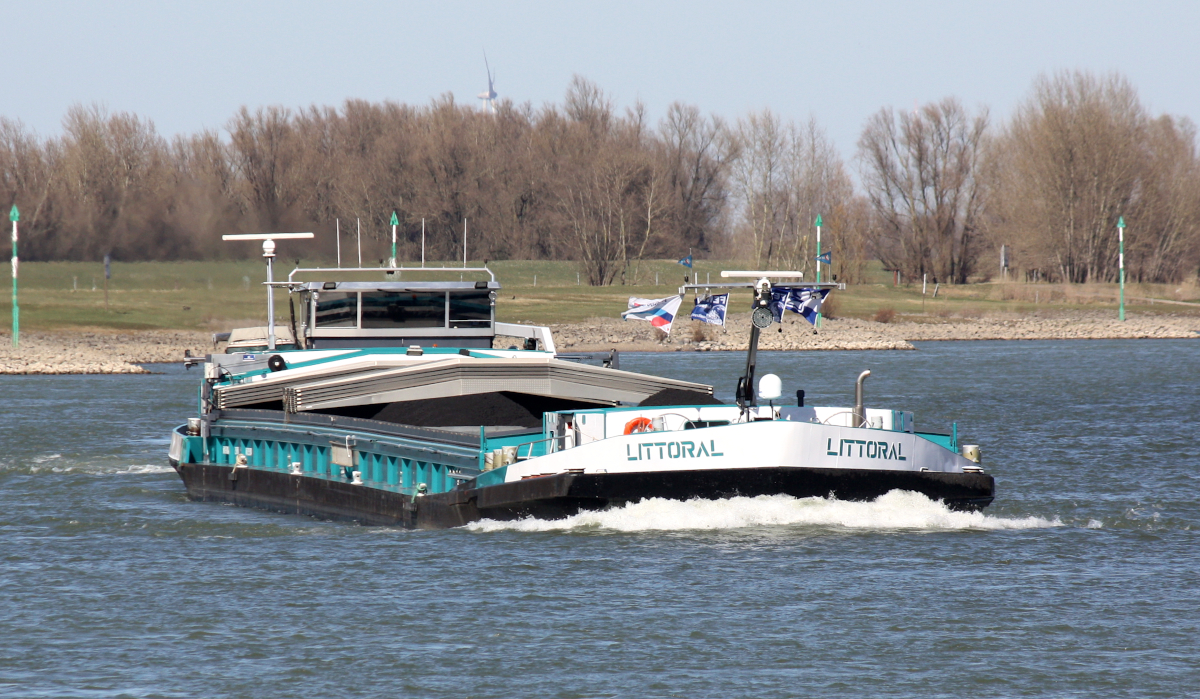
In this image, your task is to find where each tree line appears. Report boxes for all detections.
[2,70,1197,285]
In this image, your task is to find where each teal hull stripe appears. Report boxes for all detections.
[183,420,481,496]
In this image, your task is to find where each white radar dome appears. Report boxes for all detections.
[758,374,782,401]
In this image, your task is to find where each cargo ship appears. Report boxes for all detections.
[168,251,994,527]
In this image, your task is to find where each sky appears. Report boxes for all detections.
[4,0,1198,164]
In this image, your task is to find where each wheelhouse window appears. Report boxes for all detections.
[361,291,445,328]
[314,292,357,327]
[448,290,492,328]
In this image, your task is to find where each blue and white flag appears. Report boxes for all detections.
[769,287,831,325]
[785,287,831,325]
[690,293,728,326]
[815,251,831,265]
[623,295,684,335]
[677,254,693,269]
[769,289,791,322]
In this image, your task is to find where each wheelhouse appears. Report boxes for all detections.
[294,280,500,349]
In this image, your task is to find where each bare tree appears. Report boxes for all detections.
[858,98,988,283]
[1136,116,1200,281]
[987,72,1143,283]
[0,80,735,265]
[657,102,736,254]
[57,105,173,259]
[729,111,864,279]
[0,118,59,259]
[776,118,857,276]
[730,109,789,264]
[550,81,666,285]
[228,106,304,232]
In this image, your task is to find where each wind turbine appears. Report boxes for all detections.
[477,54,497,114]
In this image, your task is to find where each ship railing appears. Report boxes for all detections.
[517,411,720,459]
[283,265,496,284]
[514,434,574,460]
[820,410,865,427]
[820,410,898,430]
[641,412,707,432]
[630,411,742,431]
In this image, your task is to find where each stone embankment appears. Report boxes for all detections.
[2,310,1197,374]
[512,309,1200,353]
[0,331,211,374]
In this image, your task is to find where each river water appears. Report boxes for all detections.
[2,340,1197,698]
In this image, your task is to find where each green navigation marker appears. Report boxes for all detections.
[390,211,399,262]
[814,214,822,227]
[10,205,19,222]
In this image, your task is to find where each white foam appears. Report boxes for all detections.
[466,490,1061,533]
[24,461,175,475]
[116,463,176,475]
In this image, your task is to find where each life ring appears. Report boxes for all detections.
[624,417,655,435]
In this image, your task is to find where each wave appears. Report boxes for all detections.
[4,458,175,476]
[114,463,176,475]
[466,490,1061,533]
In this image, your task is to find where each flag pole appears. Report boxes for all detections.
[1113,216,1123,324]
[814,214,822,328]
[10,205,18,348]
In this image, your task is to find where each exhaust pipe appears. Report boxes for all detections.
[854,370,871,427]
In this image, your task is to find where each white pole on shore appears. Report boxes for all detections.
[221,232,313,347]
[463,218,468,266]
[336,219,341,267]
[10,205,18,348]
[356,218,362,268]
[815,214,823,328]
[1113,217,1123,321]
[421,218,426,268]
[264,239,276,350]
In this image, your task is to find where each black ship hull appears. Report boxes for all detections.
[172,460,995,529]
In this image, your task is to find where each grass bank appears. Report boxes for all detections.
[2,259,1196,332]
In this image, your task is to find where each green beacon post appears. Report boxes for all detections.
[390,210,399,263]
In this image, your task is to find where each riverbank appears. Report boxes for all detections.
[532,309,1200,353]
[0,331,211,374]
[2,310,1197,374]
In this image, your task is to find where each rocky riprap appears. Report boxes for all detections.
[3,310,1196,374]
[498,310,1200,353]
[0,331,211,374]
